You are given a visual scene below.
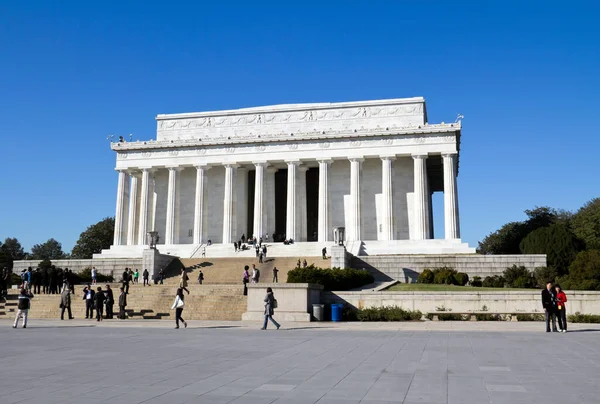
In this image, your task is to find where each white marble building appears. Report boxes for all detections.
[98,97,475,259]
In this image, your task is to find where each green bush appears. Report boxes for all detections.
[10,272,21,285]
[568,312,600,323]
[515,313,545,321]
[469,276,483,287]
[558,250,600,290]
[425,312,466,321]
[417,269,434,284]
[356,306,422,321]
[475,313,502,321]
[533,266,558,288]
[453,272,469,286]
[482,275,505,288]
[432,267,458,285]
[287,265,374,291]
[503,265,534,288]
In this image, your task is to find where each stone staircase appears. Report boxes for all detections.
[0,283,248,321]
[178,256,331,285]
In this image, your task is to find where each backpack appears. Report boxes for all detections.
[272,297,278,309]
[255,269,260,279]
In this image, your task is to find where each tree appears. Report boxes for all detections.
[572,198,600,250]
[30,238,65,260]
[71,217,115,259]
[523,206,557,231]
[477,222,529,254]
[559,250,600,290]
[519,223,583,275]
[1,237,26,261]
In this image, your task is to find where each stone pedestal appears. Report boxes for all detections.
[142,248,174,280]
[242,283,323,322]
[330,245,349,269]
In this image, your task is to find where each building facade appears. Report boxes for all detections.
[99,97,474,258]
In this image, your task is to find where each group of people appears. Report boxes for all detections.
[18,266,75,295]
[542,282,568,332]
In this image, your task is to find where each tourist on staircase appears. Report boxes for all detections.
[60,286,73,320]
[83,285,95,319]
[251,265,260,284]
[272,267,279,283]
[105,284,114,319]
[261,287,280,330]
[143,269,150,287]
[94,287,105,322]
[13,287,34,329]
[197,270,204,285]
[242,266,250,295]
[171,288,188,329]
[122,268,130,294]
[118,287,127,319]
[179,269,190,295]
[133,269,139,284]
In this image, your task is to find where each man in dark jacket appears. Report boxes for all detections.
[13,288,34,328]
[143,269,150,287]
[94,287,106,321]
[42,268,49,294]
[60,288,74,320]
[83,285,95,319]
[118,287,127,319]
[541,282,558,332]
[104,284,114,319]
[122,268,130,294]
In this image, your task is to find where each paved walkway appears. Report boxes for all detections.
[2,320,600,403]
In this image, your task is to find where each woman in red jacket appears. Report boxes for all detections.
[555,285,568,332]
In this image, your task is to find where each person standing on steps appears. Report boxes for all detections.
[83,285,95,319]
[105,284,114,319]
[94,287,105,322]
[118,287,127,319]
[13,288,34,329]
[122,268,130,294]
[198,270,204,285]
[142,269,150,287]
[179,269,190,294]
[60,287,73,320]
[242,266,250,296]
[258,251,264,264]
[272,267,279,283]
[158,268,165,285]
[133,269,139,284]
[262,245,267,259]
[171,288,188,329]
[201,247,206,257]
[261,287,280,330]
[91,267,97,285]
[322,247,327,259]
[303,259,308,268]
[296,259,301,268]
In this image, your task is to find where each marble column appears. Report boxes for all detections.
[222,164,238,244]
[165,167,181,245]
[236,167,248,240]
[381,156,396,241]
[126,172,140,246]
[137,168,155,246]
[298,166,308,242]
[286,160,300,241]
[193,165,210,245]
[318,159,332,242]
[265,167,277,241]
[253,162,267,240]
[349,158,364,241]
[113,169,130,246]
[443,153,460,239]
[412,154,428,240]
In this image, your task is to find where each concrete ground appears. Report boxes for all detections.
[2,319,600,404]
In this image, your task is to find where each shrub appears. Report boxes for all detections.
[356,306,422,321]
[568,312,600,323]
[558,250,600,290]
[469,276,483,287]
[73,267,114,284]
[417,269,434,284]
[10,272,21,285]
[482,275,505,288]
[503,265,534,288]
[342,305,358,321]
[453,272,469,286]
[432,267,458,285]
[475,313,502,321]
[533,267,558,288]
[515,313,545,321]
[287,265,374,291]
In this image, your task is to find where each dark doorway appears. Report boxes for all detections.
[306,167,319,241]
[247,170,255,238]
[274,169,287,241]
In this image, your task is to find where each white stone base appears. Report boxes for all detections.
[358,239,475,255]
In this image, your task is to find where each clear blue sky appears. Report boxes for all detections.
[1,1,599,253]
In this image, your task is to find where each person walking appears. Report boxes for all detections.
[158,268,164,285]
[133,269,140,284]
[258,251,264,264]
[541,282,558,332]
[296,259,301,268]
[142,269,150,287]
[60,287,73,320]
[262,245,267,259]
[13,288,34,329]
[201,247,206,258]
[94,287,106,322]
[197,270,204,285]
[242,266,250,296]
[171,288,187,329]
[556,284,568,333]
[179,269,190,295]
[91,267,98,285]
[122,268,130,294]
[322,247,327,259]
[261,287,280,330]
[251,264,260,284]
[105,284,114,319]
[272,267,279,283]
[83,285,95,319]
[118,287,127,319]
[302,259,308,268]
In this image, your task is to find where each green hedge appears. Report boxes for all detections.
[417,267,469,286]
[568,312,600,323]
[74,267,114,284]
[354,306,422,321]
[287,265,373,291]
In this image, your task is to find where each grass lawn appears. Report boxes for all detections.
[384,283,532,292]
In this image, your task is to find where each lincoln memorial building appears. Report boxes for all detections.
[98,97,476,259]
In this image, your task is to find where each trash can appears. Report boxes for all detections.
[331,304,343,322]
[313,304,325,321]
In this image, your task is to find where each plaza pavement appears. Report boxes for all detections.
[2,319,600,404]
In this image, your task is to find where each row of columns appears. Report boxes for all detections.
[113,153,460,246]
